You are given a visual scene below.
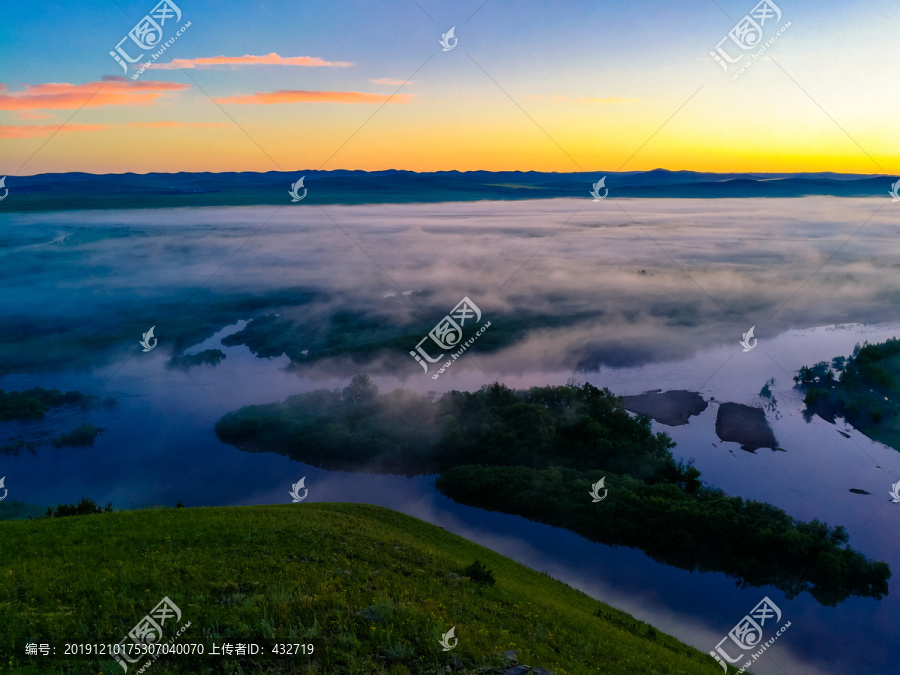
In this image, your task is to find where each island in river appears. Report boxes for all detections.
[0,388,111,455]
[796,337,900,452]
[215,376,890,606]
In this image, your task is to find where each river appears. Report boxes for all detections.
[2,198,899,673]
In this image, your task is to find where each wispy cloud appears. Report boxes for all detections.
[149,53,353,70]
[0,77,189,110]
[371,78,412,86]
[214,90,414,105]
[0,123,107,138]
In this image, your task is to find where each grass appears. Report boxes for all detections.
[0,503,729,674]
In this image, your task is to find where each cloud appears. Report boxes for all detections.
[214,90,414,105]
[149,53,353,69]
[371,78,412,86]
[0,77,190,110]
[0,124,107,138]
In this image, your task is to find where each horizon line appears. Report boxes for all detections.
[3,168,894,178]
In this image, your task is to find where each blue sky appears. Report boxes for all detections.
[1,0,898,173]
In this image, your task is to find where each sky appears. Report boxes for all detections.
[0,0,898,175]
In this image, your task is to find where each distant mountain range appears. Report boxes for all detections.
[2,169,897,211]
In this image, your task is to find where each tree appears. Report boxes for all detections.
[342,374,378,405]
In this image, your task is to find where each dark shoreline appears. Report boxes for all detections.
[1,169,893,213]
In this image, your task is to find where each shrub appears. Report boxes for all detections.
[464,560,496,585]
[50,424,102,448]
[44,498,112,518]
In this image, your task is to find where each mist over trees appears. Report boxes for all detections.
[216,377,891,605]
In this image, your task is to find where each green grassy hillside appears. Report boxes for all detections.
[0,503,727,674]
